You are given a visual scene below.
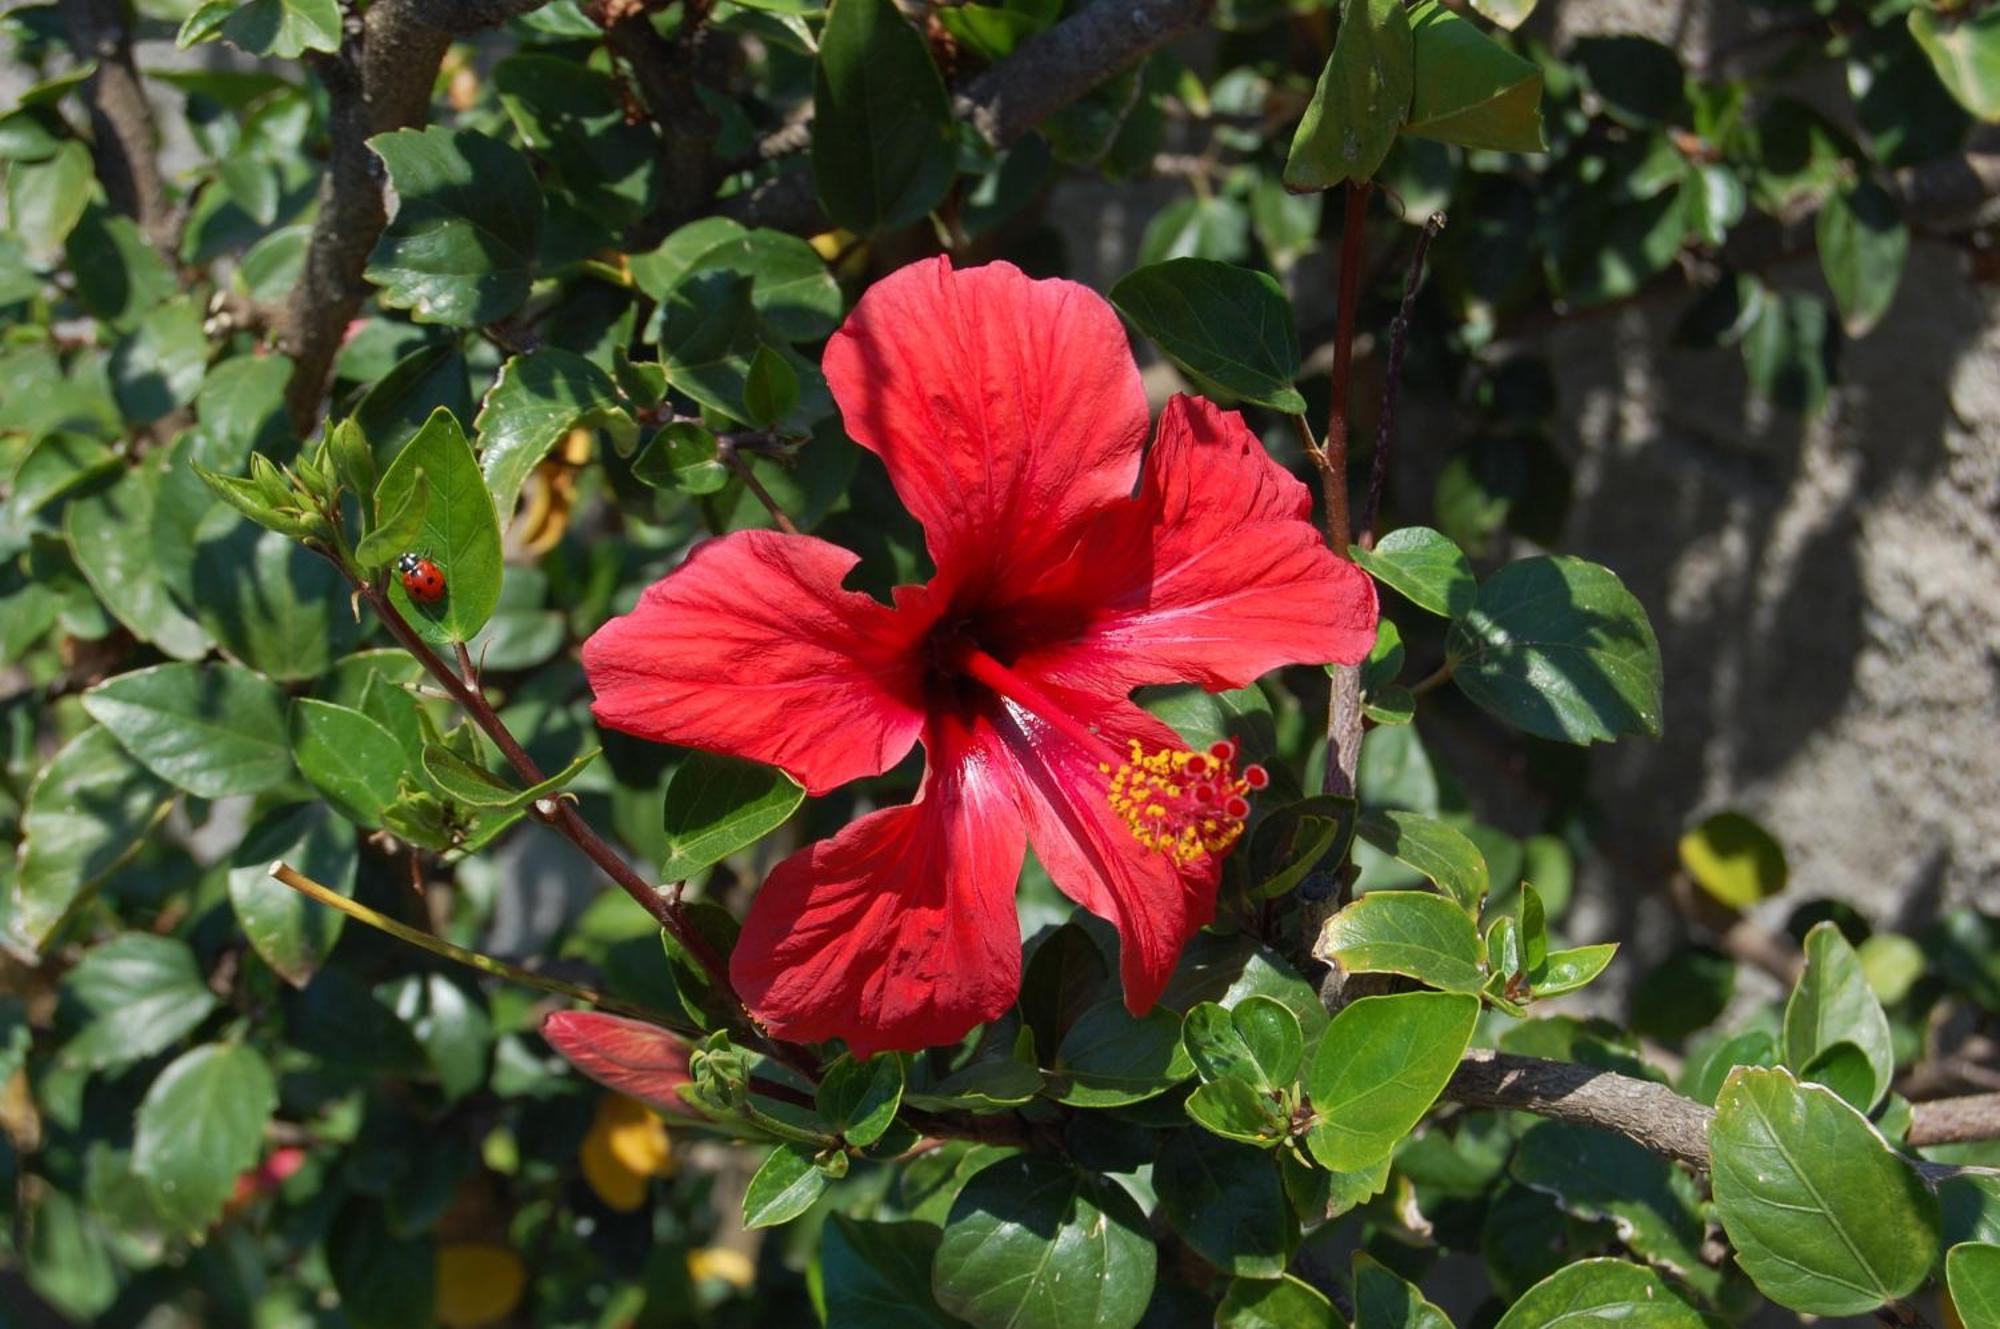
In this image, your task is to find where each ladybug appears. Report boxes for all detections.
[396,552,447,604]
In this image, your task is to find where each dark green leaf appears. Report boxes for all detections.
[1155,1131,1297,1277]
[1402,1,1544,153]
[1218,1275,1340,1329]
[1742,289,1836,415]
[193,525,359,680]
[493,54,659,223]
[1817,180,1908,338]
[1355,811,1489,914]
[633,421,733,495]
[133,1042,278,1236]
[1051,998,1195,1107]
[377,407,504,644]
[1180,995,1303,1091]
[1510,1121,1707,1280]
[111,297,208,424]
[328,1200,435,1329]
[59,933,218,1071]
[1710,1066,1940,1315]
[1350,526,1474,617]
[382,971,492,1101]
[1570,36,1689,128]
[366,127,541,325]
[227,803,358,987]
[1534,944,1619,999]
[932,1155,1155,1329]
[352,342,474,470]
[743,343,800,428]
[11,726,174,950]
[744,1143,829,1228]
[1284,0,1413,189]
[8,141,92,262]
[1445,555,1663,744]
[820,1216,967,1329]
[818,1053,905,1147]
[1491,1259,1704,1329]
[1304,991,1477,1170]
[177,0,340,58]
[474,349,637,518]
[661,751,805,880]
[1353,1251,1453,1329]
[83,661,290,798]
[1249,794,1358,900]
[66,464,212,659]
[1783,921,1894,1110]
[1314,890,1485,992]
[631,218,843,344]
[291,699,405,827]
[812,0,956,231]
[1110,258,1305,413]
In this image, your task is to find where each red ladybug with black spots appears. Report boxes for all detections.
[396,552,447,604]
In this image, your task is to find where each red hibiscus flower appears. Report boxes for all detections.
[583,258,1377,1055]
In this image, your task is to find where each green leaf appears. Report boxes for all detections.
[365,127,542,326]
[133,1042,278,1236]
[192,525,359,680]
[744,1143,829,1228]
[423,742,597,813]
[1858,933,1926,1006]
[1742,289,1836,415]
[1401,1,1544,153]
[632,421,732,495]
[1534,944,1619,999]
[353,342,474,470]
[1677,810,1786,910]
[650,273,771,424]
[1709,1066,1940,1315]
[83,661,291,799]
[1185,1077,1290,1144]
[1314,890,1485,992]
[818,1053,905,1148]
[812,0,956,232]
[743,344,801,429]
[352,467,429,569]
[474,349,637,518]
[1108,258,1307,413]
[1051,998,1195,1107]
[1949,1244,2000,1329]
[327,1200,435,1329]
[11,727,174,951]
[1784,921,1895,1110]
[377,407,503,644]
[661,751,806,880]
[932,1155,1155,1329]
[1154,1131,1297,1277]
[820,1216,967,1329]
[630,218,843,343]
[1491,1259,1705,1329]
[1467,0,1535,29]
[1445,555,1663,744]
[492,54,659,223]
[1249,794,1357,900]
[1355,811,1489,913]
[1218,1275,1339,1329]
[1350,526,1474,617]
[1181,995,1304,1091]
[291,699,406,828]
[66,465,212,659]
[8,141,92,262]
[1304,991,1478,1171]
[1570,36,1689,129]
[1817,180,1908,338]
[1509,1121,1707,1281]
[111,296,208,424]
[1353,1251,1453,1329]
[179,0,339,58]
[227,803,357,988]
[1910,6,2000,121]
[1283,0,1413,189]
[59,934,219,1071]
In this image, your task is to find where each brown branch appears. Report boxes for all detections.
[1357,211,1443,550]
[278,0,553,435]
[600,1,720,247]
[727,0,1213,234]
[1319,182,1370,801]
[60,0,173,252]
[1908,1092,2000,1149]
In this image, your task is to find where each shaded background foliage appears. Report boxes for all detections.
[2,0,1999,1324]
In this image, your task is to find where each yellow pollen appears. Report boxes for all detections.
[1101,737,1262,866]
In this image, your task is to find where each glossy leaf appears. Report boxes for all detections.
[1950,1244,2000,1329]
[660,751,806,880]
[366,127,542,326]
[290,699,405,828]
[743,1143,829,1228]
[1111,259,1308,414]
[1491,1259,1704,1329]
[1709,1067,1940,1315]
[1817,180,1908,337]
[1181,995,1304,1091]
[1510,1121,1707,1279]
[1351,527,1475,618]
[1353,1252,1453,1329]
[1783,921,1895,1110]
[59,933,219,1071]
[1154,1131,1297,1277]
[932,1155,1155,1329]
[133,1042,278,1236]
[66,466,212,659]
[820,1216,966,1329]
[1314,890,1485,992]
[1185,1077,1290,1144]
[1355,811,1489,914]
[1052,999,1195,1107]
[1284,0,1413,189]
[812,0,956,232]
[227,803,358,987]
[475,349,637,518]
[1304,991,1478,1170]
[1910,6,2000,121]
[818,1053,905,1148]
[1218,1275,1340,1329]
[377,407,504,644]
[1402,2,1545,153]
[177,0,340,58]
[1445,555,1663,744]
[631,218,843,343]
[12,727,174,951]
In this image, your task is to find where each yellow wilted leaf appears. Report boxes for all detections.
[1678,811,1787,910]
[435,1243,526,1328]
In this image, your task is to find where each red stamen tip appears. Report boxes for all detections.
[1208,740,1234,761]
[1224,795,1251,819]
[1243,764,1269,790]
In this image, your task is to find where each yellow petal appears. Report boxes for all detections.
[580,1123,648,1212]
[435,1243,526,1328]
[686,1245,756,1289]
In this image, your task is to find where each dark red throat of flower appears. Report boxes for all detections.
[948,641,1266,866]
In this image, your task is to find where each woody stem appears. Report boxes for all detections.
[1321,180,1372,799]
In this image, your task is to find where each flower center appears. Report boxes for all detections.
[945,640,1265,865]
[1103,738,1266,865]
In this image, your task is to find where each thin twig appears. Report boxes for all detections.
[1357,211,1444,550]
[718,444,801,536]
[270,861,677,1025]
[1908,1091,2000,1148]
[1319,182,1372,801]
[1407,660,1453,697]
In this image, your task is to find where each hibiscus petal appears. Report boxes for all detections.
[1016,394,1379,696]
[731,715,1028,1055]
[541,1010,703,1118]
[582,530,930,796]
[822,257,1149,588]
[988,688,1219,1016]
